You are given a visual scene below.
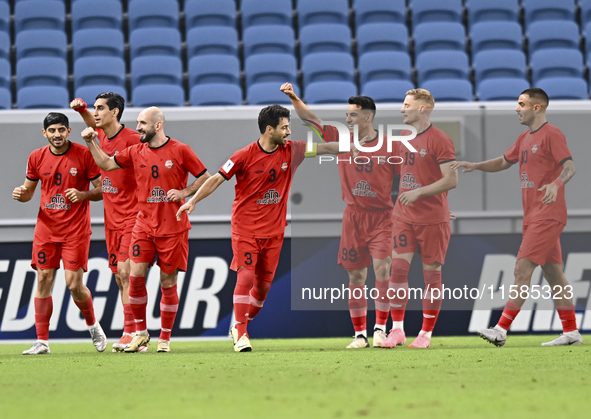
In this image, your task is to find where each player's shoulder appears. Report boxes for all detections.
[120,126,141,143]
[428,124,452,141]
[542,122,565,137]
[70,141,89,154]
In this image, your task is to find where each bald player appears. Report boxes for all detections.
[453,88,581,347]
[81,107,210,353]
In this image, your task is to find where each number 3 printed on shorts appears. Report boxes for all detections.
[244,252,253,265]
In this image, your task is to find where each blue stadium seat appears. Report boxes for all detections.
[132,85,185,107]
[477,78,530,101]
[467,0,519,27]
[247,82,301,105]
[190,84,242,106]
[75,85,127,107]
[413,22,466,55]
[0,87,11,109]
[358,52,412,85]
[581,0,591,27]
[0,32,10,60]
[245,53,298,87]
[473,50,527,85]
[188,55,240,87]
[302,52,355,86]
[527,21,580,52]
[422,79,473,102]
[241,0,292,28]
[128,0,179,31]
[16,0,64,2]
[71,0,122,32]
[18,86,69,109]
[17,57,68,90]
[304,81,358,104]
[470,22,523,54]
[416,51,470,85]
[354,0,406,26]
[584,22,591,59]
[411,0,463,25]
[130,28,181,59]
[74,57,126,91]
[300,24,351,56]
[131,56,182,87]
[531,49,584,84]
[357,23,409,55]
[243,25,295,57]
[523,0,576,26]
[537,77,588,100]
[187,27,238,57]
[15,0,66,33]
[0,58,10,89]
[184,0,236,29]
[0,2,9,34]
[16,30,67,60]
[298,0,349,27]
[361,80,414,103]
[73,29,124,60]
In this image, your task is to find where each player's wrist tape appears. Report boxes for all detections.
[553,178,564,188]
[304,143,317,158]
[73,98,87,113]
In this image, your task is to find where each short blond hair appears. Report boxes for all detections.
[406,88,435,109]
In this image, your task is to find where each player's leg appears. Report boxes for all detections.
[346,267,370,348]
[247,235,283,324]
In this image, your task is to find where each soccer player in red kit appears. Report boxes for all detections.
[12,112,106,355]
[452,88,581,347]
[381,88,458,349]
[81,107,210,353]
[176,105,353,352]
[281,83,398,349]
[71,93,142,351]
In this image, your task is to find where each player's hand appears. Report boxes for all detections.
[70,98,87,111]
[398,189,422,207]
[280,83,299,100]
[12,185,27,201]
[176,201,195,221]
[65,188,84,203]
[450,211,456,220]
[539,183,559,205]
[351,136,368,157]
[167,189,185,202]
[81,127,97,143]
[450,161,476,173]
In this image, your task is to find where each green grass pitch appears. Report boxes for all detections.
[1,336,589,419]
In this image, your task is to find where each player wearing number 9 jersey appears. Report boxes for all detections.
[81,107,211,353]
[452,88,581,347]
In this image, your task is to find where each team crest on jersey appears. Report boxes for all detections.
[69,167,78,176]
[521,172,534,188]
[257,189,282,205]
[352,180,377,198]
[377,156,386,165]
[419,149,427,158]
[531,144,538,153]
[165,160,174,169]
[281,162,288,171]
[147,186,170,203]
[45,194,71,210]
[102,177,118,194]
[400,173,421,190]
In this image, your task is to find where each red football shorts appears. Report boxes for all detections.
[31,234,91,272]
[392,218,451,266]
[230,234,284,277]
[130,230,189,274]
[517,220,564,266]
[105,223,134,273]
[338,206,393,270]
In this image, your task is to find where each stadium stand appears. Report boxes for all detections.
[411,0,463,25]
[73,29,125,60]
[17,86,69,109]
[413,22,466,55]
[581,0,591,27]
[470,22,523,54]
[188,55,241,86]
[522,0,576,26]
[16,30,68,60]
[477,78,530,101]
[186,27,239,57]
[0,32,7,61]
[241,0,293,29]
[243,25,295,57]
[184,0,236,29]
[361,80,415,103]
[71,0,122,32]
[247,82,301,105]
[0,87,10,110]
[128,0,179,32]
[17,57,68,91]
[298,0,349,28]
[302,52,355,86]
[358,52,412,85]
[473,50,527,85]
[356,23,409,55]
[527,21,580,52]
[538,77,589,100]
[75,85,128,107]
[467,0,520,27]
[422,79,473,101]
[14,0,66,33]
[132,84,185,107]
[190,83,242,106]
[0,57,9,90]
[129,28,182,59]
[416,51,470,85]
[0,2,9,35]
[304,81,358,104]
[131,56,182,88]
[530,49,585,84]
[74,57,126,93]
[299,24,352,56]
[354,0,407,26]
[245,53,298,88]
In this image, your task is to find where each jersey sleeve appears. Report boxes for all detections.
[113,145,132,168]
[546,129,572,165]
[26,151,39,181]
[323,125,339,143]
[219,148,246,180]
[181,145,207,178]
[504,134,522,164]
[291,140,307,168]
[84,148,101,181]
[434,134,456,164]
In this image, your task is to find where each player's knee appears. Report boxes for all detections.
[513,265,532,284]
[67,281,85,295]
[348,271,366,285]
[391,258,411,275]
[118,267,130,283]
[237,267,256,286]
[37,270,53,284]
[374,264,390,280]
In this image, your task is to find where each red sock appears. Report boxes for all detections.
[159,284,179,341]
[248,277,272,323]
[421,270,442,333]
[73,294,96,326]
[123,303,135,335]
[497,300,521,331]
[389,259,410,322]
[375,279,389,327]
[34,296,53,341]
[129,275,147,332]
[557,305,577,333]
[234,269,255,338]
[348,283,367,335]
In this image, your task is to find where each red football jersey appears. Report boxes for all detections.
[324,125,399,211]
[393,125,456,225]
[219,140,307,238]
[114,138,207,237]
[96,126,141,230]
[26,141,101,241]
[504,122,571,226]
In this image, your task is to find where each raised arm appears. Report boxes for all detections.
[451,156,513,173]
[539,159,576,205]
[175,173,225,220]
[398,162,458,207]
[70,99,96,129]
[12,178,39,202]
[65,176,103,203]
[167,171,212,202]
[81,127,121,171]
[280,82,322,125]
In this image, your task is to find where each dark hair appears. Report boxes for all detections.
[348,95,376,119]
[521,88,549,106]
[258,105,291,134]
[95,92,125,121]
[43,112,69,129]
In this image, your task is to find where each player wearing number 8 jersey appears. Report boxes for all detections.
[81,107,211,353]
[453,88,581,347]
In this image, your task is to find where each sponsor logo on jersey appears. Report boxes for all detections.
[400,173,421,190]
[69,167,78,176]
[165,160,174,169]
[257,189,282,205]
[419,149,427,158]
[147,186,170,203]
[521,172,534,188]
[102,177,118,194]
[351,180,377,198]
[222,159,234,174]
[281,162,288,171]
[45,194,71,210]
[532,144,538,153]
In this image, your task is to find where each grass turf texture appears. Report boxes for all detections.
[1,336,589,419]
